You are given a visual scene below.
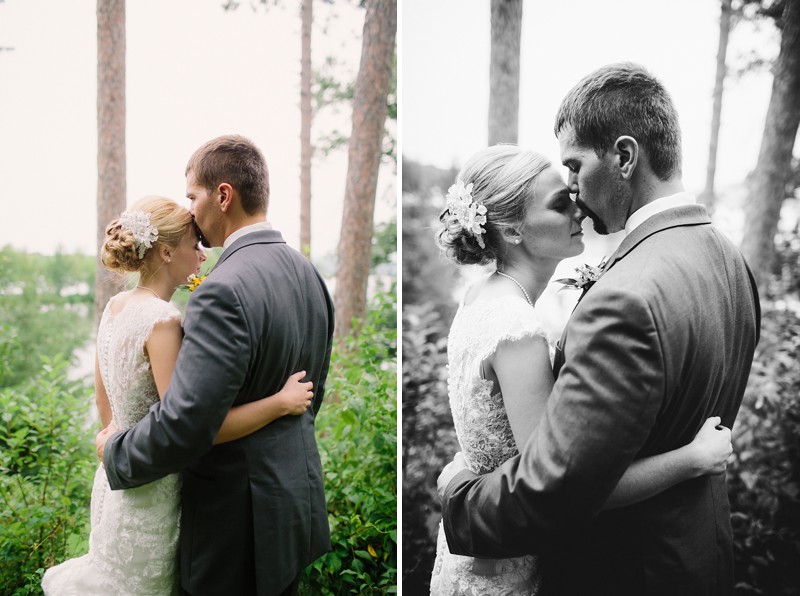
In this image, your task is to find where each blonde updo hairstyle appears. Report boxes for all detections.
[436,145,551,266]
[101,196,193,277]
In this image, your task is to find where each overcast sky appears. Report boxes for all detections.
[0,0,395,259]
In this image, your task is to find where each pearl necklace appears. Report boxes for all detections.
[136,286,162,300]
[495,271,533,307]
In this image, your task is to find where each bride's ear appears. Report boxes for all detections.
[501,227,522,245]
[159,245,172,263]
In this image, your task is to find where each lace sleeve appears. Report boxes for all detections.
[133,299,183,358]
[471,296,551,365]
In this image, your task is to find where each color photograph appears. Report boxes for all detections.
[0,1,396,594]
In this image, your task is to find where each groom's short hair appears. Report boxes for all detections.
[554,62,682,181]
[186,134,270,214]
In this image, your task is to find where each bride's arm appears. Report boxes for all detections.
[212,372,313,445]
[602,417,731,509]
[95,353,113,428]
[488,334,554,449]
[146,319,313,445]
[488,333,731,509]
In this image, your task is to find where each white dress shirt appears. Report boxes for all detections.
[624,191,696,236]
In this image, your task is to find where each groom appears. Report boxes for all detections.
[97,135,334,595]
[438,63,760,595]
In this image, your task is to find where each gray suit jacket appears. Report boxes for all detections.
[442,205,760,595]
[103,229,334,596]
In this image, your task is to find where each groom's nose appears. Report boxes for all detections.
[567,173,579,192]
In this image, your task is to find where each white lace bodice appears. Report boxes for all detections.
[97,297,182,429]
[42,295,183,595]
[447,293,552,475]
[430,291,549,595]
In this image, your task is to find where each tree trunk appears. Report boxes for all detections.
[300,0,313,258]
[96,0,126,327]
[333,0,396,338]
[698,0,733,214]
[488,0,522,146]
[741,0,800,290]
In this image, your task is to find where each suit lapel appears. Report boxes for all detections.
[552,204,711,380]
[602,205,711,274]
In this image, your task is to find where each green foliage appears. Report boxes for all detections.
[0,356,95,594]
[303,288,398,594]
[371,220,397,270]
[0,246,94,389]
[313,52,397,165]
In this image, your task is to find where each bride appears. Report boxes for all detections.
[42,196,314,595]
[428,145,732,595]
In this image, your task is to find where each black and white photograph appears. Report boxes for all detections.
[403,1,799,594]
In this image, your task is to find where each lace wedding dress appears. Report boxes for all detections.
[430,293,549,595]
[42,296,182,596]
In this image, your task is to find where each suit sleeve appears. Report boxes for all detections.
[103,280,251,489]
[442,287,666,557]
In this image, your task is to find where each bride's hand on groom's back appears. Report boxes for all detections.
[687,416,732,477]
[276,371,314,416]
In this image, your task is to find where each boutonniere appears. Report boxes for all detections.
[179,273,207,292]
[556,257,607,293]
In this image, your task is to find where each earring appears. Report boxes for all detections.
[514,239,521,245]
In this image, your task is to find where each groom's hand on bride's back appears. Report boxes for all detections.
[437,452,468,500]
[95,423,120,462]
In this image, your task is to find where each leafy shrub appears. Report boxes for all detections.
[728,302,800,595]
[0,247,94,389]
[0,356,95,594]
[303,288,398,594]
[401,302,458,594]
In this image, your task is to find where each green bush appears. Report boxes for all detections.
[0,356,95,594]
[0,247,94,389]
[303,288,398,594]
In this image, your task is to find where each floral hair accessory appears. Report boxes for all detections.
[118,210,159,259]
[556,257,608,293]
[445,179,488,249]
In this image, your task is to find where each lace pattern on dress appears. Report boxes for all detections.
[42,296,182,596]
[430,292,551,595]
[98,298,182,429]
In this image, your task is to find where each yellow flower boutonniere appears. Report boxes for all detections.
[180,273,207,292]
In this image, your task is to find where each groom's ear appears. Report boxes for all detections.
[217,183,234,213]
[614,136,638,180]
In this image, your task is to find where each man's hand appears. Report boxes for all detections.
[437,452,467,500]
[95,423,119,462]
